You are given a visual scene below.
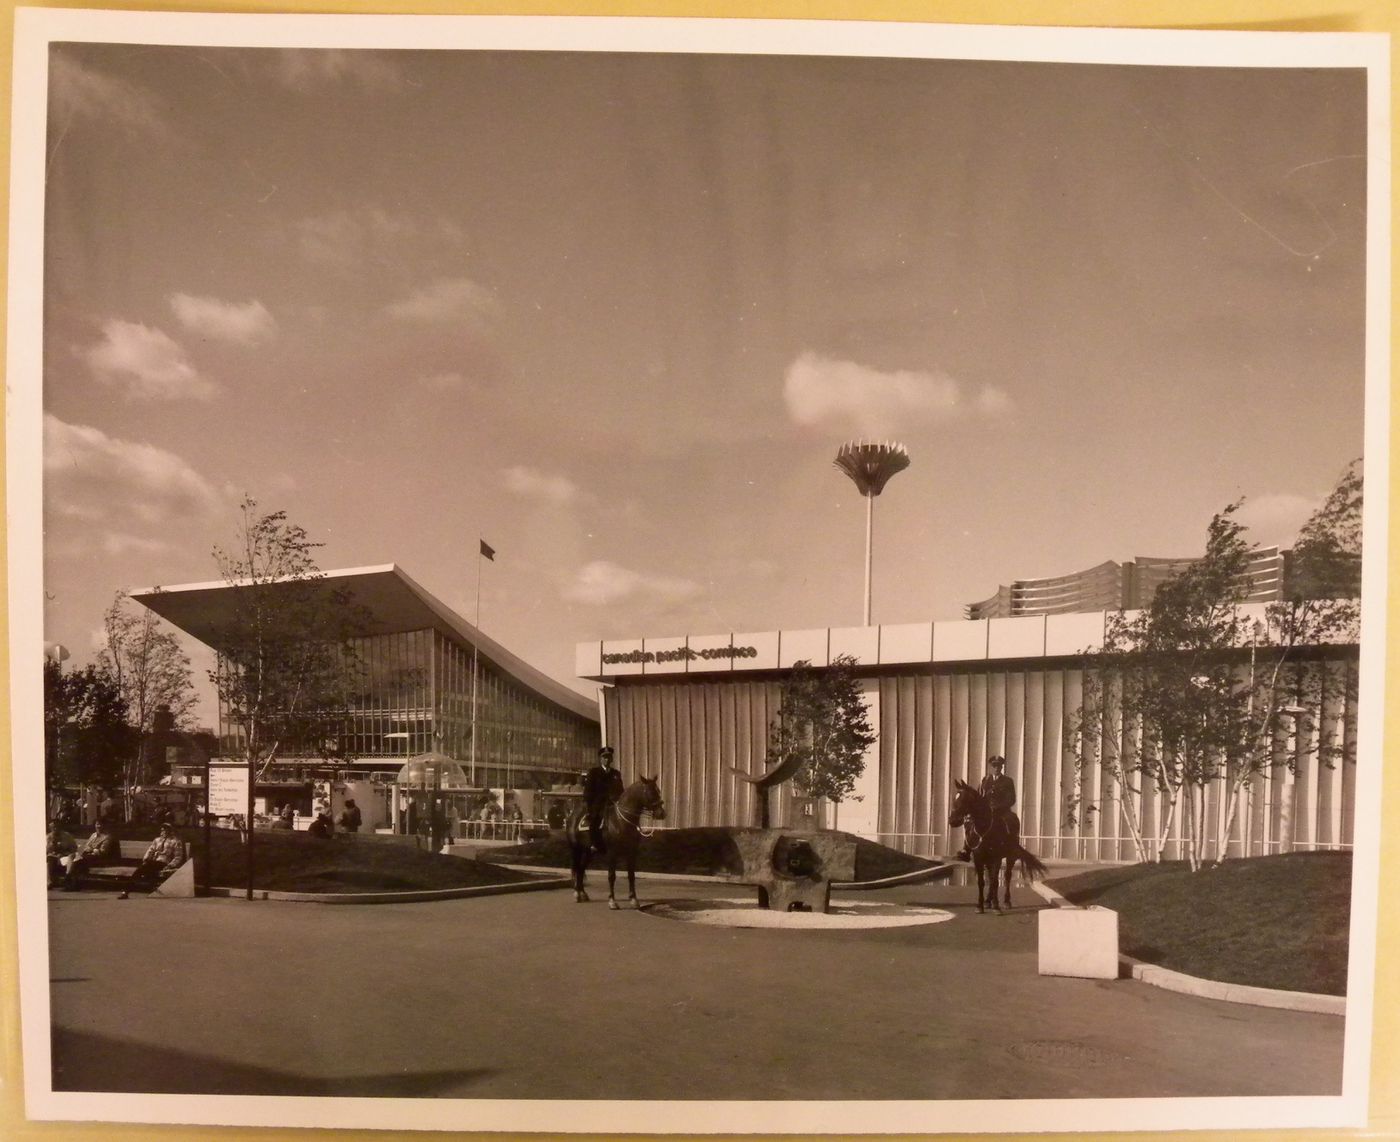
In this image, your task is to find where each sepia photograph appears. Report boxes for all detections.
[6,10,1390,1137]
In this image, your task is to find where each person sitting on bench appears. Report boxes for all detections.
[46,820,77,888]
[131,823,185,883]
[63,820,120,890]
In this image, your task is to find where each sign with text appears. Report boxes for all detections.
[207,765,250,818]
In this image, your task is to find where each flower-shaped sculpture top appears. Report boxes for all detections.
[833,440,911,497]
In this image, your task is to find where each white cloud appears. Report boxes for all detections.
[271,50,407,93]
[385,277,498,325]
[169,294,277,345]
[503,465,581,507]
[50,54,170,139]
[783,352,1013,435]
[81,320,220,401]
[1236,492,1320,547]
[976,385,1015,415]
[44,416,230,549]
[562,561,702,607]
[293,209,464,268]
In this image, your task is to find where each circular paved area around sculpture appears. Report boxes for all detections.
[644,895,955,928]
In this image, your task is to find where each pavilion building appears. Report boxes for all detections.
[133,565,600,810]
[577,605,1359,862]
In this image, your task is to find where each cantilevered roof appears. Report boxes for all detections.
[132,563,597,722]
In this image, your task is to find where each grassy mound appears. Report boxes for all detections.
[478,826,939,882]
[1048,852,1351,996]
[138,826,541,894]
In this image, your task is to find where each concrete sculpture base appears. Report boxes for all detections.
[732,829,857,913]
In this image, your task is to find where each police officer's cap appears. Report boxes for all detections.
[988,755,1006,768]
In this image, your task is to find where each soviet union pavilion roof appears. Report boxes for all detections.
[130,563,597,722]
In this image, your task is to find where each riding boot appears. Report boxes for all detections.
[590,826,606,854]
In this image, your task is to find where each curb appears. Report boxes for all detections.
[1031,882,1345,1016]
[202,874,571,904]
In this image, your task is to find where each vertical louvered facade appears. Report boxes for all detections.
[584,611,1360,863]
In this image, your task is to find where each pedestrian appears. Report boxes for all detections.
[337,797,362,835]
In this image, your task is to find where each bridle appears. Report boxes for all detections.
[612,784,664,838]
[950,786,995,854]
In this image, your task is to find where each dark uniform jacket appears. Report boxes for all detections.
[583,764,625,813]
[979,772,1017,816]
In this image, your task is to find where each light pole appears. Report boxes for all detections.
[834,441,910,626]
[384,731,410,835]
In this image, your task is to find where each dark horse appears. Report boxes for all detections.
[566,776,667,909]
[948,779,1048,912]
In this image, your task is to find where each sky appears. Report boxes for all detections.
[37,36,1370,720]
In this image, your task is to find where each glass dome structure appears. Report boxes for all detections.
[394,752,474,789]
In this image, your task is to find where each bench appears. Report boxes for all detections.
[70,839,190,892]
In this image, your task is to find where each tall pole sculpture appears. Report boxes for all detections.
[834,441,910,626]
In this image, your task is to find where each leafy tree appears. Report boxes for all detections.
[44,658,135,792]
[208,498,367,780]
[98,590,197,806]
[1068,464,1361,870]
[764,653,875,826]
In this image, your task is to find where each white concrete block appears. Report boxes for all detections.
[1038,906,1119,979]
[151,860,196,899]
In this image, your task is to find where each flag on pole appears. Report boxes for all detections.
[479,539,496,562]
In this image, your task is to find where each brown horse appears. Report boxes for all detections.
[567,776,666,909]
[948,779,1048,912]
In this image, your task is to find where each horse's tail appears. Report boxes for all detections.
[1014,846,1049,881]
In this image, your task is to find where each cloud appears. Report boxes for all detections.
[976,386,1015,415]
[1236,492,1321,547]
[562,561,702,607]
[271,49,408,93]
[503,465,581,507]
[44,416,230,549]
[169,294,276,345]
[783,352,1014,435]
[80,320,220,401]
[385,277,499,325]
[292,209,464,268]
[49,54,170,139]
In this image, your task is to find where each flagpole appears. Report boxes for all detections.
[471,547,482,788]
[471,539,494,789]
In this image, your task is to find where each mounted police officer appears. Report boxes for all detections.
[956,755,1017,861]
[582,746,624,853]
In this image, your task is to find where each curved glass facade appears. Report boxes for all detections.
[219,628,598,788]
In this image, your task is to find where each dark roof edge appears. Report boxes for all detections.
[132,564,599,723]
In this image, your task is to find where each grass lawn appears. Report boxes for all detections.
[136,825,543,894]
[479,826,940,882]
[1047,852,1351,996]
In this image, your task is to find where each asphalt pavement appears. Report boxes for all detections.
[46,876,1344,1103]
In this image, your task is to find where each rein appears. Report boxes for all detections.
[613,799,659,837]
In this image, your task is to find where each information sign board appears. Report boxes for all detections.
[208,765,250,818]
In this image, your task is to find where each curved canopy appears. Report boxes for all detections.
[395,752,474,789]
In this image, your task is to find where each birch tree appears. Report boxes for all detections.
[1069,462,1361,869]
[99,590,196,810]
[208,498,366,780]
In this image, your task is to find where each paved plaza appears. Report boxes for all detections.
[46,877,1343,1102]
